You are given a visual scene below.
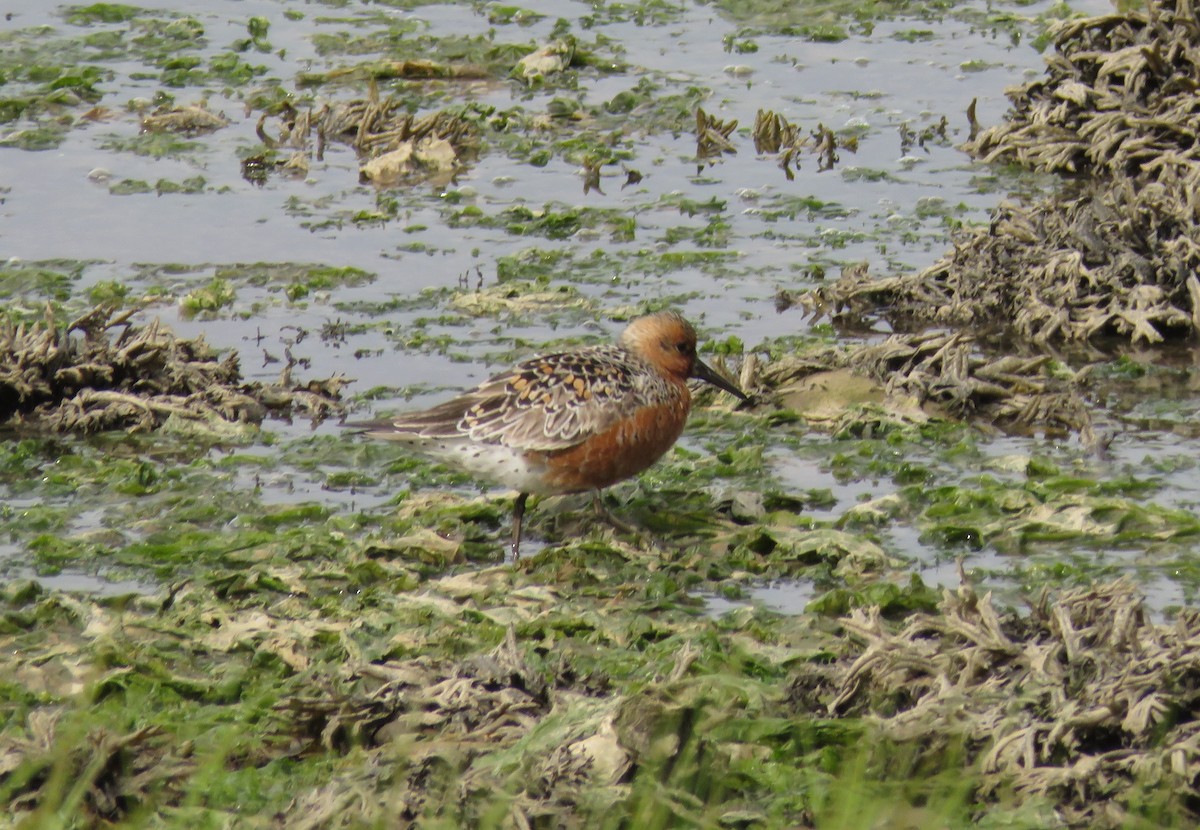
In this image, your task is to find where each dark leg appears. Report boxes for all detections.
[511,492,528,560]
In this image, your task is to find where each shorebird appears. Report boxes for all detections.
[348,311,748,557]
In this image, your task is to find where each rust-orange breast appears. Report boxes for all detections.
[538,396,691,493]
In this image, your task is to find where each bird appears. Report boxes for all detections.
[346,311,748,558]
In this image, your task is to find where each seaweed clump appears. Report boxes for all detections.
[233,579,1200,828]
[754,330,1094,439]
[252,83,480,186]
[806,0,1200,346]
[822,578,1200,827]
[1,554,1197,827]
[0,305,344,433]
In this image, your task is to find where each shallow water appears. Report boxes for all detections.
[4,0,1069,353]
[8,0,1199,614]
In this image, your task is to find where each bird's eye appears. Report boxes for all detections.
[661,338,694,356]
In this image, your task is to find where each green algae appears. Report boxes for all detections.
[0,10,208,149]
[63,4,146,26]
[704,0,1076,42]
[447,202,639,243]
[0,262,82,302]
[98,131,203,158]
[0,0,962,294]
[915,476,1200,553]
[2,367,1199,827]
[0,262,383,320]
[2,536,1192,828]
[179,277,235,317]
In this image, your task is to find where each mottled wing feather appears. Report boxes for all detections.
[356,346,673,451]
[460,347,648,451]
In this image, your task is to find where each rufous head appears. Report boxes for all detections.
[619,311,748,400]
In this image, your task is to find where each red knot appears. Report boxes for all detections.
[348,311,748,558]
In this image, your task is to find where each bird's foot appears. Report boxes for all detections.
[591,492,642,539]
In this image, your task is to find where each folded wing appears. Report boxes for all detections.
[358,346,651,452]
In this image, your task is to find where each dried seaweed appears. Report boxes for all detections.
[820,578,1200,827]
[751,110,852,180]
[279,628,567,829]
[808,176,1200,346]
[753,330,1094,439]
[0,709,194,823]
[806,0,1200,346]
[0,305,344,433]
[139,101,229,135]
[281,628,549,757]
[4,567,1197,828]
[270,578,1200,829]
[966,0,1200,182]
[256,85,480,184]
[754,109,806,179]
[695,107,738,161]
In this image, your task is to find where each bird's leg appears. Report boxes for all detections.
[511,492,528,560]
[591,491,638,536]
